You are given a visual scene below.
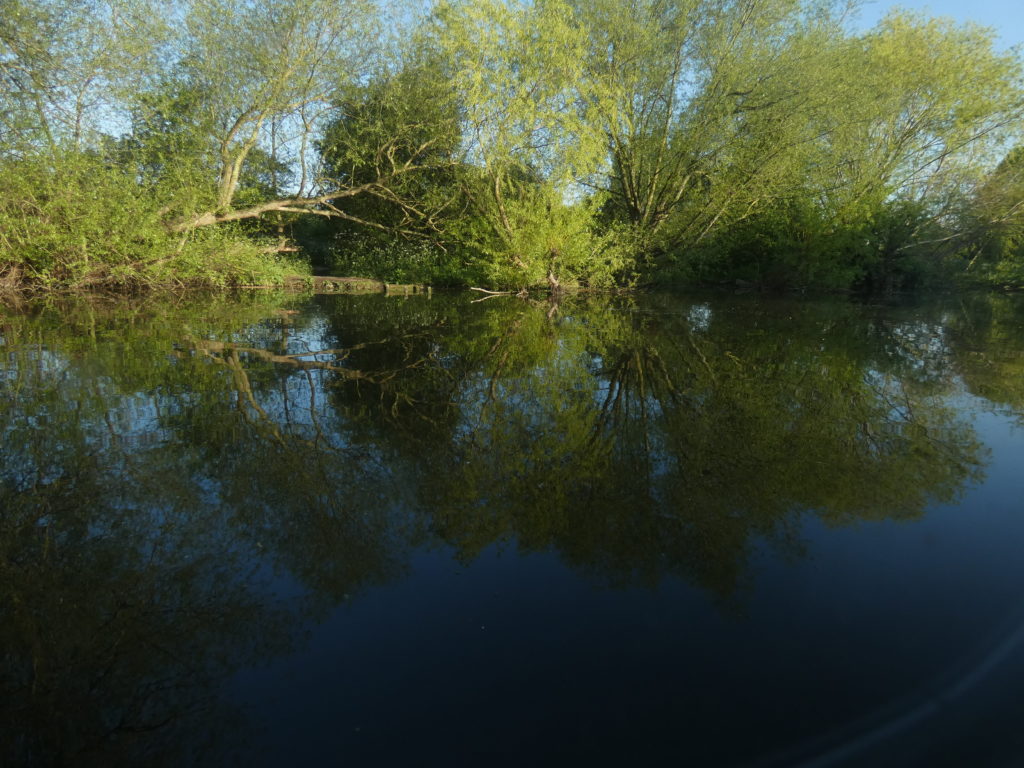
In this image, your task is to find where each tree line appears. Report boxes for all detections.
[1,0,1022,291]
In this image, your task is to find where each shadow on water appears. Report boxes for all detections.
[1,290,1021,765]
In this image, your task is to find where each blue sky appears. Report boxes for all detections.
[856,0,1024,49]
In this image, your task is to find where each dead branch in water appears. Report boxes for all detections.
[469,287,513,295]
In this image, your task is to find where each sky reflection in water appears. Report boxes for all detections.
[2,291,1024,766]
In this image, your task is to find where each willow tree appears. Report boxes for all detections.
[431,0,635,289]
[956,146,1024,285]
[572,0,855,252]
[162,0,377,230]
[746,12,1024,289]
[817,13,1024,242]
[0,0,166,155]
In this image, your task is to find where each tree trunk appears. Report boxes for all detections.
[547,249,560,292]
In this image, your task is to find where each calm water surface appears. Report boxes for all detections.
[2,291,1024,767]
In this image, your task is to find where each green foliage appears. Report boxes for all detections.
[425,0,639,289]
[676,197,862,290]
[0,0,1022,292]
[319,52,462,203]
[0,152,306,289]
[447,183,640,289]
[679,196,957,292]
[582,2,1024,291]
[315,47,468,268]
[328,234,477,287]
[957,146,1024,288]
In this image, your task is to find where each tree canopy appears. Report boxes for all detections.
[1,0,1022,290]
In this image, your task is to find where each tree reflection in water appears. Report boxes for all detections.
[1,290,1013,765]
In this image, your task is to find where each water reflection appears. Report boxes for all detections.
[1,291,1019,765]
[945,294,1024,423]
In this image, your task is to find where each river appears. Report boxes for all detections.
[2,290,1024,766]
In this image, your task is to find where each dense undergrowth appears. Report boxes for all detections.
[0,155,307,292]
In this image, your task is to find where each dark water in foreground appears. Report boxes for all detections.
[2,290,1024,767]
